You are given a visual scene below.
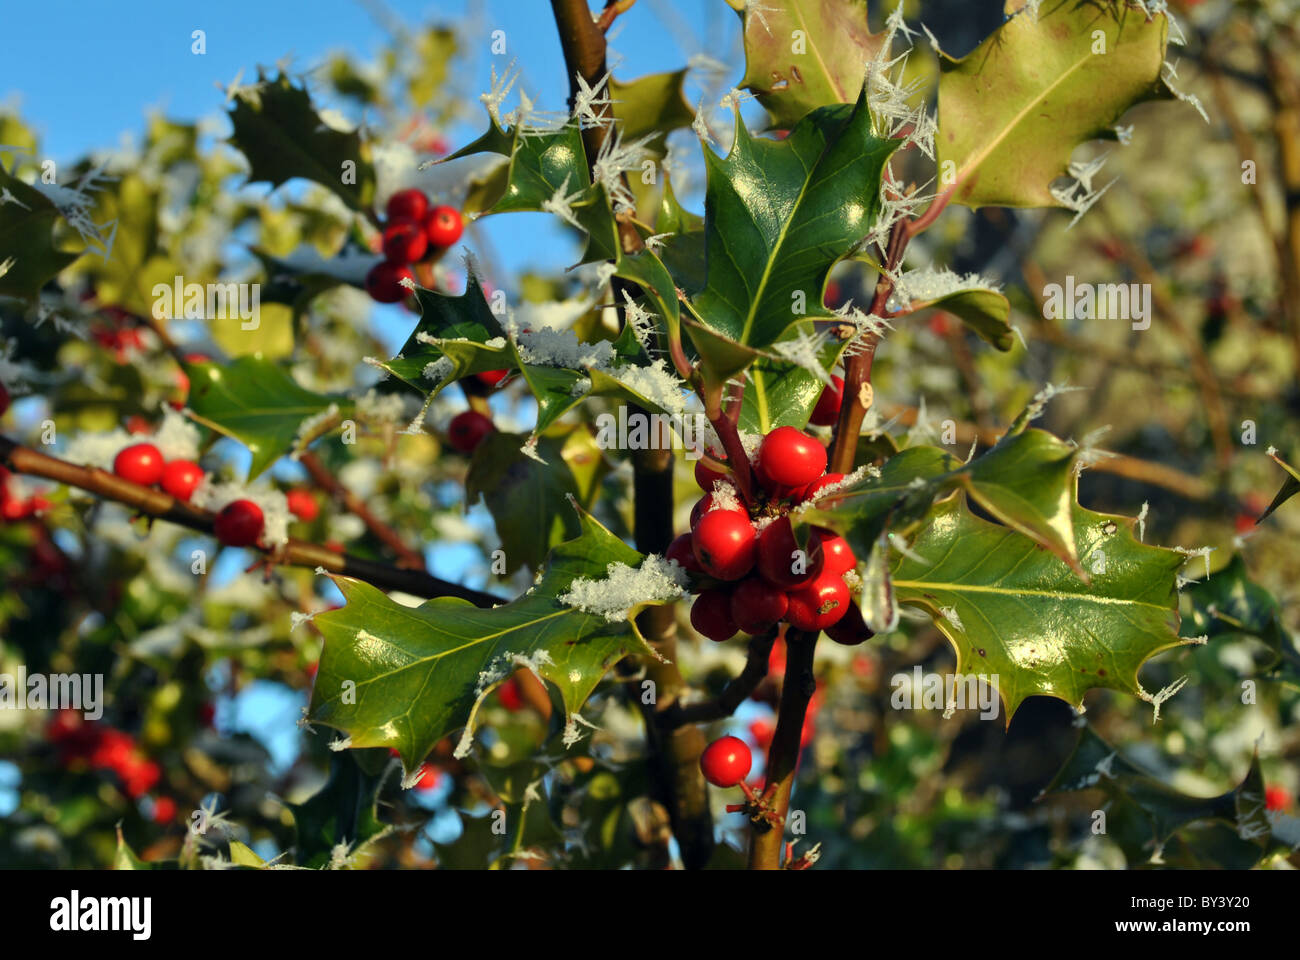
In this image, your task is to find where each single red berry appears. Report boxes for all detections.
[498,676,524,712]
[689,490,746,528]
[811,526,856,575]
[447,410,494,453]
[700,735,752,787]
[476,369,509,387]
[286,488,319,522]
[416,766,443,791]
[800,472,846,505]
[748,718,774,749]
[160,460,204,502]
[756,516,823,589]
[214,499,265,547]
[824,602,874,646]
[785,570,851,631]
[808,375,844,427]
[690,589,738,642]
[152,795,178,824]
[382,218,428,264]
[692,510,756,581]
[0,382,12,416]
[694,459,730,493]
[665,532,703,574]
[425,205,464,248]
[1265,784,1292,811]
[758,427,826,488]
[730,577,789,635]
[365,262,415,303]
[121,758,161,799]
[113,443,165,487]
[46,709,84,743]
[126,415,153,435]
[385,188,429,224]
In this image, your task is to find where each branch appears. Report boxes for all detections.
[298,451,427,571]
[0,436,503,607]
[662,631,775,728]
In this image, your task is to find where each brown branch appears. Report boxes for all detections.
[748,629,818,870]
[662,631,775,728]
[298,451,427,570]
[0,435,502,606]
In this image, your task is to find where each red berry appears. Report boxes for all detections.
[748,718,774,749]
[758,427,826,488]
[113,443,165,486]
[365,262,415,303]
[416,766,443,791]
[824,602,874,646]
[700,735,752,787]
[785,570,851,631]
[386,188,429,224]
[690,589,738,642]
[800,472,846,505]
[730,577,789,635]
[689,489,746,528]
[756,516,823,589]
[0,382,11,416]
[448,410,494,453]
[382,219,428,264]
[152,795,178,824]
[498,676,524,712]
[160,460,204,502]
[694,459,730,492]
[213,499,264,547]
[125,416,152,435]
[692,510,756,581]
[286,488,319,522]
[425,205,464,248]
[1265,785,1292,811]
[665,532,703,574]
[808,375,844,427]
[811,527,856,575]
[476,369,508,387]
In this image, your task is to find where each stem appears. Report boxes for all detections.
[705,396,757,506]
[0,436,501,606]
[663,630,774,727]
[299,452,427,570]
[748,630,817,870]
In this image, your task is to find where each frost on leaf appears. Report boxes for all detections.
[885,266,1002,313]
[772,328,835,387]
[558,556,689,622]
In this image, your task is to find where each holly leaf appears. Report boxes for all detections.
[444,118,589,217]
[684,91,896,383]
[937,1,1171,209]
[185,356,352,479]
[1258,448,1300,523]
[890,493,1189,720]
[1181,554,1298,676]
[894,282,1015,352]
[466,428,606,574]
[727,0,885,128]
[0,166,80,301]
[289,752,387,869]
[610,70,695,155]
[308,507,679,773]
[227,72,375,213]
[1044,726,1288,867]
[739,327,845,432]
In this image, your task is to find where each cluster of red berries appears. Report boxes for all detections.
[366,189,464,303]
[0,466,52,521]
[668,426,873,646]
[109,435,317,548]
[46,710,176,822]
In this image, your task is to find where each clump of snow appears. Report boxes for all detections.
[886,267,1002,313]
[354,388,414,427]
[558,556,689,621]
[62,406,201,469]
[422,357,454,383]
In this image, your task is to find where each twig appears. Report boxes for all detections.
[0,436,502,606]
[596,0,636,32]
[298,451,427,570]
[663,631,775,728]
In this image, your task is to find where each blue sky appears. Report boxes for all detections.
[1,0,745,277]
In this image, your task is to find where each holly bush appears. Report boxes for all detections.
[0,0,1297,872]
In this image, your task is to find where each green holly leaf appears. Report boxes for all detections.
[308,507,679,774]
[890,493,1189,720]
[937,1,1171,209]
[289,751,387,869]
[1181,554,1298,676]
[727,0,885,128]
[684,91,896,383]
[806,428,1084,572]
[738,328,845,432]
[113,826,154,870]
[610,70,695,155]
[1045,726,1288,867]
[1258,448,1300,523]
[227,72,375,213]
[466,428,606,575]
[185,356,352,479]
[903,286,1015,352]
[446,118,589,216]
[0,167,80,301]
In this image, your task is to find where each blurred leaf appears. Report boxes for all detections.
[1258,449,1300,523]
[210,300,294,359]
[912,288,1015,352]
[609,70,694,155]
[289,752,386,869]
[0,167,80,301]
